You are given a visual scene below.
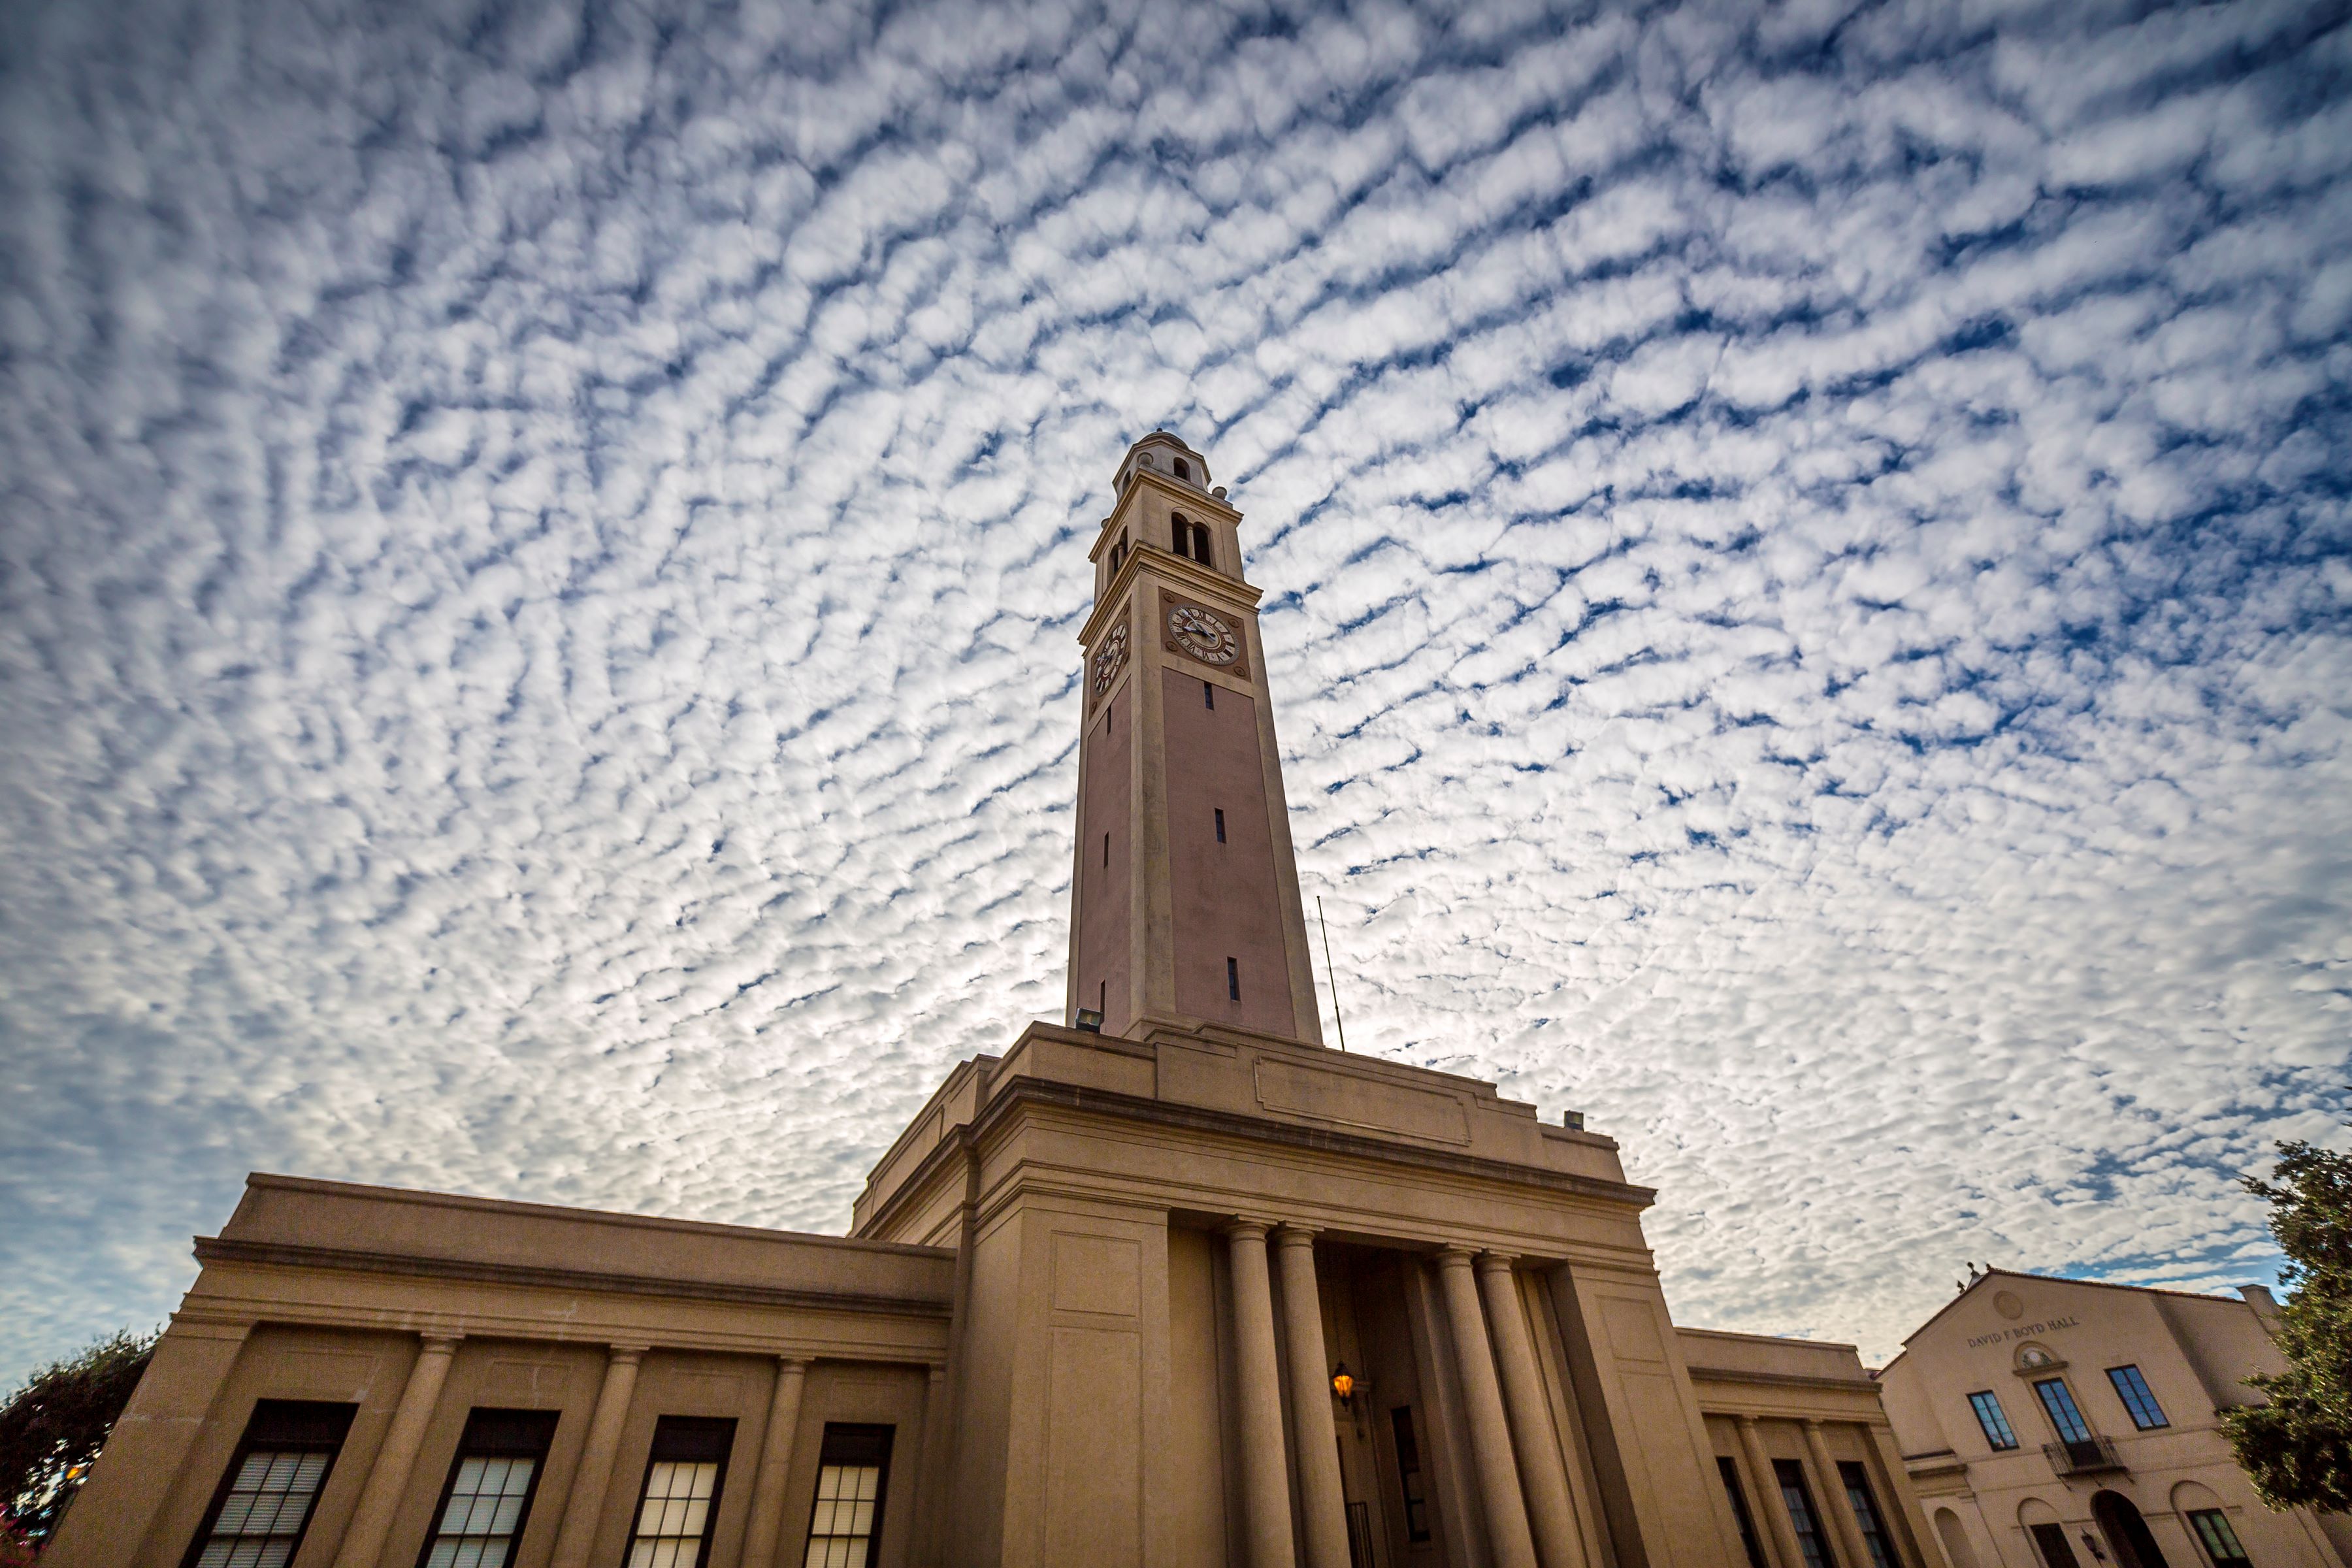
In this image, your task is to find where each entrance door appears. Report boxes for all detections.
[2091,1492,2170,1568]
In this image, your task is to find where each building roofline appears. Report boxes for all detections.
[1898,1266,2253,1349]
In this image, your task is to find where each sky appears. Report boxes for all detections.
[2,0,2349,1386]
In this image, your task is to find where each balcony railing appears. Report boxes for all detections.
[2044,1435,2126,1475]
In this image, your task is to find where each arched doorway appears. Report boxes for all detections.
[2091,1491,2170,1568]
[1934,1508,1984,1568]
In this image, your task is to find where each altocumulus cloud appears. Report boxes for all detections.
[1,0,2348,1380]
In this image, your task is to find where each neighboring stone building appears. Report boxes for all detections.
[1877,1269,2351,1568]
[59,434,1944,1568]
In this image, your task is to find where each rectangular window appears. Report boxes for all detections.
[2106,1365,2168,1429]
[1226,957,1239,1000]
[1214,808,1226,843]
[184,1399,355,1568]
[1716,1456,1769,1568]
[1967,1390,2019,1450]
[1102,832,1109,868]
[803,1423,893,1568]
[1772,1459,1833,1568]
[2030,1522,2082,1568]
[1203,680,1214,709]
[2034,1377,2093,1445]
[1388,1407,1431,1543]
[419,1409,558,1568]
[2187,1510,2252,1567]
[627,1416,734,1568]
[1838,1461,1896,1568]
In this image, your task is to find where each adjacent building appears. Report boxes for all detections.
[1877,1270,2351,1568]
[57,434,2005,1568]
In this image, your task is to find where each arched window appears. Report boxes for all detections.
[1190,521,1213,565]
[1173,457,1191,482]
[1171,514,1189,554]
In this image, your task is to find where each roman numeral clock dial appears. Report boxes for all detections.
[1167,603,1241,667]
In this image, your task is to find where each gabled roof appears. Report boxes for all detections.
[1897,1266,2250,1350]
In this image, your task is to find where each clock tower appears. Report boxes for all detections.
[1069,433,1326,1046]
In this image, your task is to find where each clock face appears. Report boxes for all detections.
[1168,604,1240,666]
[1092,619,1130,696]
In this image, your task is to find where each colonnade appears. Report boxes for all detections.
[321,1338,829,1568]
[1223,1222,1582,1568]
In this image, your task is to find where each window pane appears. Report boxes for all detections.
[1968,1391,2019,1449]
[1839,1461,1897,1568]
[2034,1378,2093,1443]
[1772,1460,1831,1568]
[2189,1510,2251,1566]
[2106,1365,2169,1429]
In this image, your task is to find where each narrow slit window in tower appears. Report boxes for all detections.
[1226,957,1239,1000]
[1215,808,1226,843]
[1102,832,1109,868]
[1203,681,1214,709]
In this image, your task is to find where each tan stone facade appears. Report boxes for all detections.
[1877,1271,2352,1568]
[56,436,1947,1568]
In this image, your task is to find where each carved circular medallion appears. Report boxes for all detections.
[1168,604,1239,666]
[1092,620,1130,696]
[1995,1290,2025,1320]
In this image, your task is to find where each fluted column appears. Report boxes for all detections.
[1226,1220,1296,1568]
[1803,1420,1871,1568]
[1737,1416,1799,1568]
[737,1356,811,1568]
[331,1333,460,1568]
[1433,1248,1539,1568]
[1476,1254,1586,1568]
[1275,1226,1351,1568]
[548,1344,647,1568]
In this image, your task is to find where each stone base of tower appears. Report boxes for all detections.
[849,1021,1908,1568]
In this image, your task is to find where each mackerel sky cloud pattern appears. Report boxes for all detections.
[2,0,2349,1381]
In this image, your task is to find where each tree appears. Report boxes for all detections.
[0,1330,156,1550]
[2225,1136,2352,1512]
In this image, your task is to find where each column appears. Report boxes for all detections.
[1476,1254,1586,1568]
[737,1356,811,1568]
[1737,1416,1799,1568]
[1226,1220,1296,1568]
[1275,1226,1352,1568]
[331,1333,460,1568]
[547,1344,647,1568]
[1803,1420,1873,1568]
[1433,1248,1539,1568]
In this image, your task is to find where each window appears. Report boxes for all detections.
[2106,1365,2168,1429]
[1172,514,1190,553]
[2029,1523,2082,1568]
[804,1424,893,1568]
[1203,679,1214,709]
[184,1399,355,1568]
[1173,458,1191,481]
[1772,1460,1833,1568]
[1102,832,1109,868]
[2034,1378,2093,1445]
[626,1416,734,1568]
[1226,957,1239,1000]
[1716,1456,1768,1568]
[1215,808,1226,843]
[2187,1509,2252,1567]
[419,1409,558,1568]
[1388,1408,1431,1543]
[1968,1390,2019,1450]
[1838,1462,1895,1568]
[1190,521,1213,564]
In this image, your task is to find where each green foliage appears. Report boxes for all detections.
[2224,1137,2352,1512]
[0,1330,156,1547]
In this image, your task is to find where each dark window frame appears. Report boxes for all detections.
[2033,1377,2093,1445]
[1967,1390,2019,1450]
[414,1407,559,1568]
[1716,1455,1769,1568]
[1226,957,1239,1000]
[1772,1459,1835,1568]
[2104,1364,2169,1430]
[181,1399,357,1568]
[1837,1460,1896,1568]
[1203,680,1214,709]
[1214,808,1226,843]
[2186,1508,2252,1567]
[804,1423,894,1567]
[623,1416,736,1568]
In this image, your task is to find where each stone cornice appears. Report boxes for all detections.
[857,1073,1657,1243]
[1077,542,1262,648]
[192,1237,956,1320]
